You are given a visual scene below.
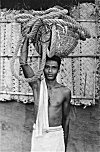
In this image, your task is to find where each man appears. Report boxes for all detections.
[19,38,71,152]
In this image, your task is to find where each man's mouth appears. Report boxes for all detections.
[48,75,53,77]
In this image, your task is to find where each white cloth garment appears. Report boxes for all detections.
[33,78,49,137]
[31,126,65,152]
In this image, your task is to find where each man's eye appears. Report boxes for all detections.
[45,66,58,69]
[52,66,58,69]
[45,66,49,69]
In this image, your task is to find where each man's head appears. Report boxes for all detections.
[44,55,61,81]
[46,55,61,70]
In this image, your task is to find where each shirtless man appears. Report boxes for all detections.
[19,38,71,152]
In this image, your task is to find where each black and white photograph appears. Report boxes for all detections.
[0,0,100,152]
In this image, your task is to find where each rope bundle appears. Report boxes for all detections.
[11,6,91,82]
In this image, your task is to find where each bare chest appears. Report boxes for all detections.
[48,87,64,106]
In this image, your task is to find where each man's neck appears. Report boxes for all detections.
[46,79,57,89]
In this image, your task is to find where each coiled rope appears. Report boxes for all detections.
[11,6,91,82]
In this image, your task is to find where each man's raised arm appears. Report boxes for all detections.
[19,38,35,88]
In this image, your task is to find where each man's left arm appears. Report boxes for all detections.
[62,89,71,151]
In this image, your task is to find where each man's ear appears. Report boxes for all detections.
[58,69,60,73]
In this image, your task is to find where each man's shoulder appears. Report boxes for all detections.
[57,83,71,91]
[57,83,71,96]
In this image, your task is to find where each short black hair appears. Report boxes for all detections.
[46,55,61,69]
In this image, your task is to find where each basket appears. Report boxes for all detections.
[31,24,79,58]
[54,28,78,58]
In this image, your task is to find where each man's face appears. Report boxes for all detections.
[44,60,59,81]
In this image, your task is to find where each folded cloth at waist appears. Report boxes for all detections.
[33,126,62,133]
[33,124,63,135]
[42,125,62,133]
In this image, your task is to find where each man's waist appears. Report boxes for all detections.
[44,125,62,132]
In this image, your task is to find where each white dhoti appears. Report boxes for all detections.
[31,126,65,152]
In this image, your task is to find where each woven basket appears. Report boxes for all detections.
[33,26,79,58]
[54,28,78,58]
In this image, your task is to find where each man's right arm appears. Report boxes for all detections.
[19,38,35,88]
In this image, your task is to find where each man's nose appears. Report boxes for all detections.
[48,67,52,72]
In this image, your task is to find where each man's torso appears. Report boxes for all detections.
[32,80,69,127]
